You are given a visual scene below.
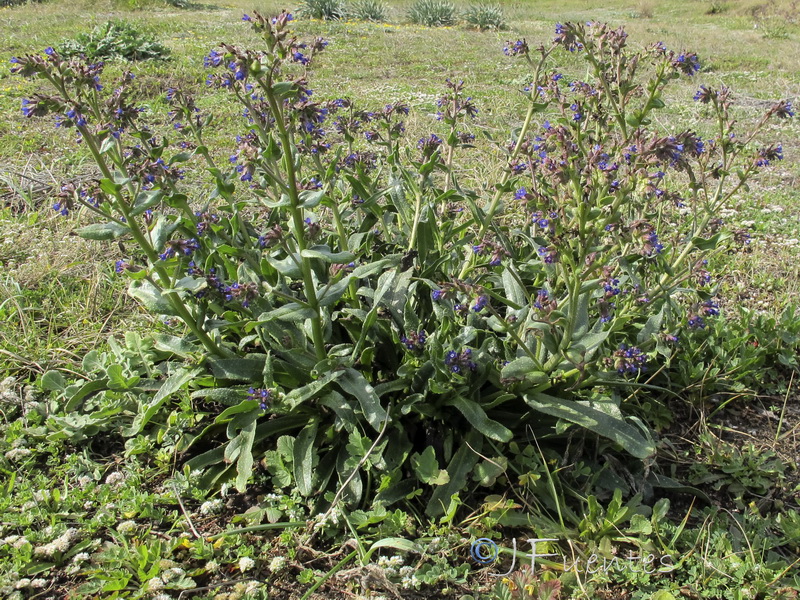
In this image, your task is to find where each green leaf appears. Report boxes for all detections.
[131,189,163,216]
[64,378,108,411]
[41,370,66,392]
[337,369,388,431]
[523,392,655,459]
[691,231,731,251]
[208,356,267,381]
[99,178,122,196]
[427,430,482,516]
[123,368,199,436]
[106,364,140,390]
[234,418,257,492]
[128,280,179,316]
[299,189,326,208]
[501,357,547,384]
[153,334,199,358]
[191,387,245,406]
[76,222,129,241]
[293,421,318,496]
[638,303,666,345]
[301,246,356,264]
[284,370,344,408]
[150,216,179,254]
[411,447,450,485]
[447,396,512,442]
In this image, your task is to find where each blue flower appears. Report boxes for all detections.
[613,344,647,374]
[688,315,705,329]
[247,387,272,411]
[444,348,477,373]
[533,289,549,310]
[472,295,489,312]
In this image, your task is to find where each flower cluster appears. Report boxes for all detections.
[612,344,647,375]
[400,330,427,351]
[471,238,509,267]
[159,238,200,261]
[247,387,272,411]
[444,348,477,373]
[223,282,259,308]
[435,78,479,125]
[503,39,529,57]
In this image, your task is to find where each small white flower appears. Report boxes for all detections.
[11,537,29,549]
[205,560,220,573]
[152,594,173,600]
[220,483,231,497]
[117,520,137,535]
[199,499,222,515]
[4,448,32,461]
[30,579,46,589]
[268,556,287,573]
[105,472,125,487]
[147,577,165,591]
[243,581,261,595]
[73,552,90,563]
[83,501,93,510]
[162,567,185,581]
[238,556,256,572]
[14,579,30,590]
[77,476,93,489]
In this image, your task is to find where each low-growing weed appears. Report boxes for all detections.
[299,0,348,20]
[463,4,507,31]
[408,0,457,27]
[350,0,388,22]
[56,21,171,62]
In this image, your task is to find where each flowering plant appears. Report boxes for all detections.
[16,17,793,512]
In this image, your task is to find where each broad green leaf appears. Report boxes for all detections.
[501,357,547,384]
[64,378,108,411]
[76,222,129,241]
[41,370,66,392]
[131,189,163,215]
[293,421,318,496]
[447,396,512,442]
[208,356,267,381]
[427,430,483,516]
[150,216,179,255]
[637,303,666,345]
[122,368,199,436]
[284,370,344,408]
[411,447,450,485]
[523,392,655,459]
[191,387,245,406]
[338,369,388,431]
[128,280,179,316]
[301,246,356,263]
[153,334,199,358]
[235,419,257,492]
